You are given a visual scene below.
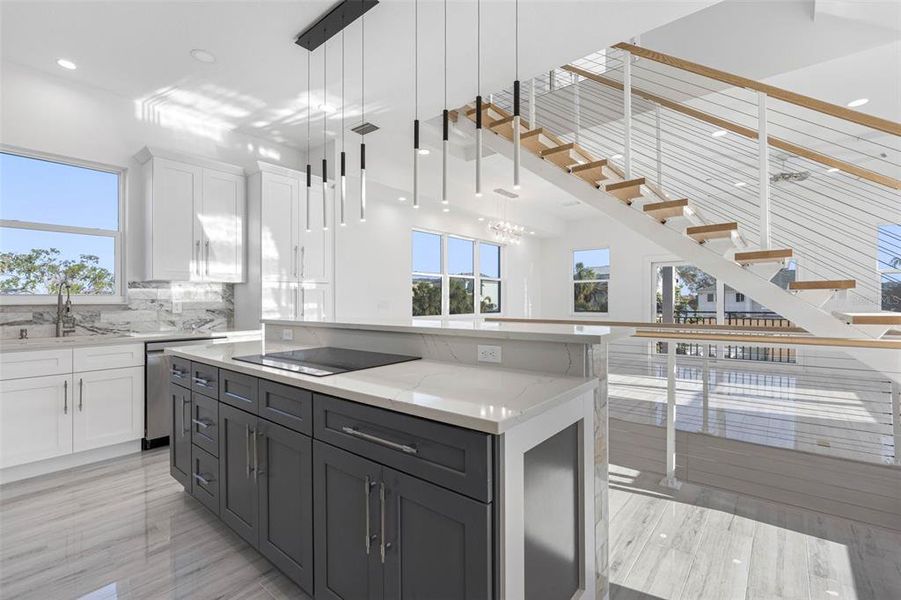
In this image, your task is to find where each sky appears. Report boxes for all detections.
[412,230,500,278]
[0,152,119,272]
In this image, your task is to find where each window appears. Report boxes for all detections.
[878,224,900,311]
[411,230,502,317]
[706,293,714,302]
[735,293,745,302]
[573,248,609,313]
[1,150,124,302]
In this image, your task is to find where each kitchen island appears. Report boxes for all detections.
[167,319,631,600]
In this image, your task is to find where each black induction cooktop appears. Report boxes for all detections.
[233,347,420,377]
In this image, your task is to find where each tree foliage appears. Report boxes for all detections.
[0,248,115,295]
[574,261,608,312]
[412,278,441,316]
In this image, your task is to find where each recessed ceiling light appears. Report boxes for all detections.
[398,196,406,202]
[442,207,450,213]
[847,98,868,108]
[477,217,485,222]
[319,103,337,114]
[56,58,77,70]
[734,181,747,187]
[190,49,216,64]
[529,231,536,235]
[417,148,430,156]
[711,129,728,138]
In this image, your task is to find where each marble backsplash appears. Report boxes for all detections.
[0,281,234,340]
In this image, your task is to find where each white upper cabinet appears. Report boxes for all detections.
[261,172,300,282]
[138,147,246,282]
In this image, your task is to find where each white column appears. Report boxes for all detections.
[662,343,680,488]
[758,91,771,249]
[702,346,710,434]
[573,71,581,145]
[623,51,633,179]
[716,279,726,361]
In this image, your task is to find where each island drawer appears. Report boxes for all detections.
[219,369,258,412]
[191,392,219,457]
[170,356,192,387]
[259,380,313,436]
[191,362,219,398]
[191,445,220,515]
[314,394,493,502]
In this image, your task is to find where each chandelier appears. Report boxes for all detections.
[488,221,525,245]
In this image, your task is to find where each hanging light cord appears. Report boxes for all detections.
[341,29,344,152]
[323,32,327,157]
[443,0,447,109]
[306,53,311,157]
[515,0,519,80]
[361,15,365,132]
[414,0,419,120]
[477,0,480,94]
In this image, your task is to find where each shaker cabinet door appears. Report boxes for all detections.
[0,375,73,469]
[218,404,259,547]
[260,172,299,282]
[200,168,245,282]
[72,366,144,453]
[170,383,192,488]
[150,158,201,281]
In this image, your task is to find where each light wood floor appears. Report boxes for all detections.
[1,450,899,599]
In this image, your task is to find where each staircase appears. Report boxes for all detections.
[454,50,901,381]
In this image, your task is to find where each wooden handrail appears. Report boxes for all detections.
[484,317,900,349]
[485,316,805,333]
[562,64,901,190]
[612,42,901,137]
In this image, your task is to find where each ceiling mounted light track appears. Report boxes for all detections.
[295,0,378,51]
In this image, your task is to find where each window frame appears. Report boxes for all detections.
[0,145,127,305]
[571,246,610,315]
[411,228,503,318]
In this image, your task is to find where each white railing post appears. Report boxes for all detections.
[662,343,680,489]
[572,71,580,144]
[702,346,710,434]
[623,51,633,179]
[758,91,771,249]
[529,78,536,130]
[893,381,900,465]
[655,103,662,189]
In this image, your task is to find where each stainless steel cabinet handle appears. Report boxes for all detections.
[64,380,68,414]
[193,376,211,387]
[364,475,372,555]
[195,240,201,276]
[205,240,210,275]
[78,378,84,411]
[191,418,213,429]
[193,472,212,486]
[293,245,299,278]
[341,426,419,455]
[171,367,187,378]
[379,482,388,564]
[245,425,253,478]
[300,246,306,278]
[252,429,260,481]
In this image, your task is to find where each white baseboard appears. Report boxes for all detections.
[0,440,143,485]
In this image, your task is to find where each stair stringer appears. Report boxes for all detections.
[461,116,901,383]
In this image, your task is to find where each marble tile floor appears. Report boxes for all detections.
[2,450,899,600]
[608,465,901,600]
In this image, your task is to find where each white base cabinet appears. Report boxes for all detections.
[73,366,144,453]
[0,374,73,469]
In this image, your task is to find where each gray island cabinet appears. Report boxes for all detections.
[167,319,620,599]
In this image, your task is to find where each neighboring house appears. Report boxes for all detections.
[696,285,765,313]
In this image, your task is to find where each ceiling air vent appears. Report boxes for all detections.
[493,187,519,199]
[351,122,379,135]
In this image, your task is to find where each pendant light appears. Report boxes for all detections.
[412,0,420,209]
[339,25,346,227]
[475,0,482,197]
[322,30,329,231]
[512,0,521,190]
[359,14,367,222]
[305,53,312,233]
[441,0,449,211]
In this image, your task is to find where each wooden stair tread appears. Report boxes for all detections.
[570,160,608,185]
[540,143,575,156]
[686,222,739,242]
[605,177,645,191]
[570,159,608,173]
[465,102,493,117]
[488,115,515,128]
[541,143,581,169]
[643,198,690,221]
[604,177,645,204]
[734,248,793,264]
[833,311,901,325]
[521,128,543,139]
[789,279,856,291]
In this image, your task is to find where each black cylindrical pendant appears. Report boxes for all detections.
[513,80,520,116]
[322,159,327,183]
[306,164,311,187]
[414,119,420,149]
[476,95,482,129]
[443,110,449,141]
[340,151,346,176]
[360,142,366,169]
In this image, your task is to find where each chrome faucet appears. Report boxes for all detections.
[56,279,75,337]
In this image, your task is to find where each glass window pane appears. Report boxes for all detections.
[447,237,474,276]
[479,242,500,278]
[480,280,501,313]
[0,153,119,230]
[877,224,900,271]
[449,277,475,315]
[883,274,901,311]
[574,281,608,313]
[1,227,116,295]
[412,231,441,274]
[412,276,442,316]
[573,248,609,280]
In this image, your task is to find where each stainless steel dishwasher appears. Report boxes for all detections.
[145,337,223,449]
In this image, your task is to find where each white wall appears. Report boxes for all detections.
[0,62,304,281]
[537,216,672,321]
[334,177,542,321]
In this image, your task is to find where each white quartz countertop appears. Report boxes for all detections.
[167,340,598,434]
[264,318,632,345]
[0,329,261,353]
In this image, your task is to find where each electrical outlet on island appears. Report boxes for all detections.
[477,345,502,364]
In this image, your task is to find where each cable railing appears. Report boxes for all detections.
[490,44,901,312]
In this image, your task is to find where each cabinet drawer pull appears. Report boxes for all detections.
[195,240,201,276]
[193,376,212,387]
[171,368,187,378]
[191,418,213,429]
[245,425,253,478]
[192,472,212,486]
[78,378,84,411]
[364,475,372,555]
[182,396,191,436]
[341,426,418,455]
[379,481,388,564]
[252,429,260,481]
[64,380,68,414]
